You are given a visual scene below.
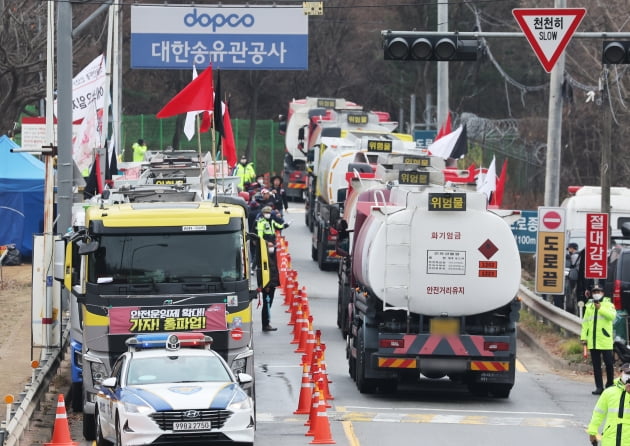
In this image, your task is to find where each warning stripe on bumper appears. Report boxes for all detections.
[378,358,417,368]
[470,361,510,372]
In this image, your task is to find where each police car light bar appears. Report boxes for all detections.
[125,333,213,351]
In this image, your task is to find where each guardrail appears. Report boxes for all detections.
[518,284,582,337]
[1,322,69,446]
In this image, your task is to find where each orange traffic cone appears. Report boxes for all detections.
[290,303,305,344]
[45,394,78,446]
[294,355,314,414]
[305,380,321,433]
[309,386,336,444]
[295,314,313,353]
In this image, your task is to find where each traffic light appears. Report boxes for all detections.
[602,41,630,64]
[383,34,477,61]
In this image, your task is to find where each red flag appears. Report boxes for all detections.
[222,105,237,168]
[156,65,214,118]
[434,111,452,142]
[491,159,508,207]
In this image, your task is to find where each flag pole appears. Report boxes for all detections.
[211,113,219,206]
[195,113,205,200]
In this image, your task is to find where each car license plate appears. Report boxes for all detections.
[173,421,211,431]
[429,318,459,335]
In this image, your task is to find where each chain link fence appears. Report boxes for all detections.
[121,115,285,177]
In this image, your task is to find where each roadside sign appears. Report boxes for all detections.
[510,210,538,254]
[413,130,437,149]
[535,206,566,294]
[512,8,586,73]
[585,213,608,280]
[130,5,308,70]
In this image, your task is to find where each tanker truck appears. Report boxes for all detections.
[279,97,363,201]
[309,132,418,270]
[336,158,522,397]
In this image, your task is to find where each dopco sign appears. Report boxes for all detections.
[131,5,308,70]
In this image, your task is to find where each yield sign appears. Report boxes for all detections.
[512,8,586,73]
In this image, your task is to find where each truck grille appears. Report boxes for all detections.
[150,409,232,430]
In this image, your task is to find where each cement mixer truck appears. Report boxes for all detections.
[336,157,522,397]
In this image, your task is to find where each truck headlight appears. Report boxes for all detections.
[232,358,247,375]
[89,361,108,385]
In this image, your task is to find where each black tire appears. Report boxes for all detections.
[468,383,489,397]
[311,242,317,261]
[95,407,112,446]
[317,236,326,271]
[490,384,512,398]
[83,410,96,441]
[70,381,83,412]
[115,415,122,446]
[378,379,398,394]
[347,335,356,380]
[356,329,376,394]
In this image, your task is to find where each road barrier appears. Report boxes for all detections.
[518,284,582,337]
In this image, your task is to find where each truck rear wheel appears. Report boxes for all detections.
[70,382,83,412]
[490,384,512,398]
[356,329,376,394]
[83,410,96,440]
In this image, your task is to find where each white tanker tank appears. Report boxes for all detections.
[351,185,521,316]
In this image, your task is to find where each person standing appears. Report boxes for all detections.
[132,139,148,162]
[562,242,581,313]
[256,206,289,332]
[587,363,630,446]
[270,175,289,216]
[582,285,617,395]
[233,155,256,190]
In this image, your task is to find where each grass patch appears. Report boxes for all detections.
[519,308,590,365]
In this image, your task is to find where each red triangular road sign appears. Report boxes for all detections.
[512,8,586,73]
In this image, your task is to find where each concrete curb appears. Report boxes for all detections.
[517,325,592,374]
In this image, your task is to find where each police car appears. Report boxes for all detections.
[95,333,254,446]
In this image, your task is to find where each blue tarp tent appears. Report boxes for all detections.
[0,135,44,258]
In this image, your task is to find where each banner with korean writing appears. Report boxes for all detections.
[130,5,308,70]
[535,207,566,294]
[109,304,228,334]
[585,213,608,279]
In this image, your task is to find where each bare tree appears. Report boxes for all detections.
[0,0,47,134]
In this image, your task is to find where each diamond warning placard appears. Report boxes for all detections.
[512,8,586,73]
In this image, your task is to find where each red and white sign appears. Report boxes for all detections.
[585,213,608,280]
[535,207,566,294]
[539,207,565,232]
[512,8,586,73]
[231,327,243,341]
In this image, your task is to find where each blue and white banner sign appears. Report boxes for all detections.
[131,5,308,70]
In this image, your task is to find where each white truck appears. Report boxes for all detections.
[561,185,630,249]
[336,156,522,397]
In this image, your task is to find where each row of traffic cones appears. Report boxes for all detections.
[275,233,336,444]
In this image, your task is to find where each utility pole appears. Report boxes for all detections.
[543,0,566,207]
[601,68,611,229]
[436,0,448,130]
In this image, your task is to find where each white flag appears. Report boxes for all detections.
[184,65,200,141]
[477,155,497,201]
[427,125,464,159]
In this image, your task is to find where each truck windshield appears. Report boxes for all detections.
[87,231,245,284]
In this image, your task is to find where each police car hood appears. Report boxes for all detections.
[122,382,243,411]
